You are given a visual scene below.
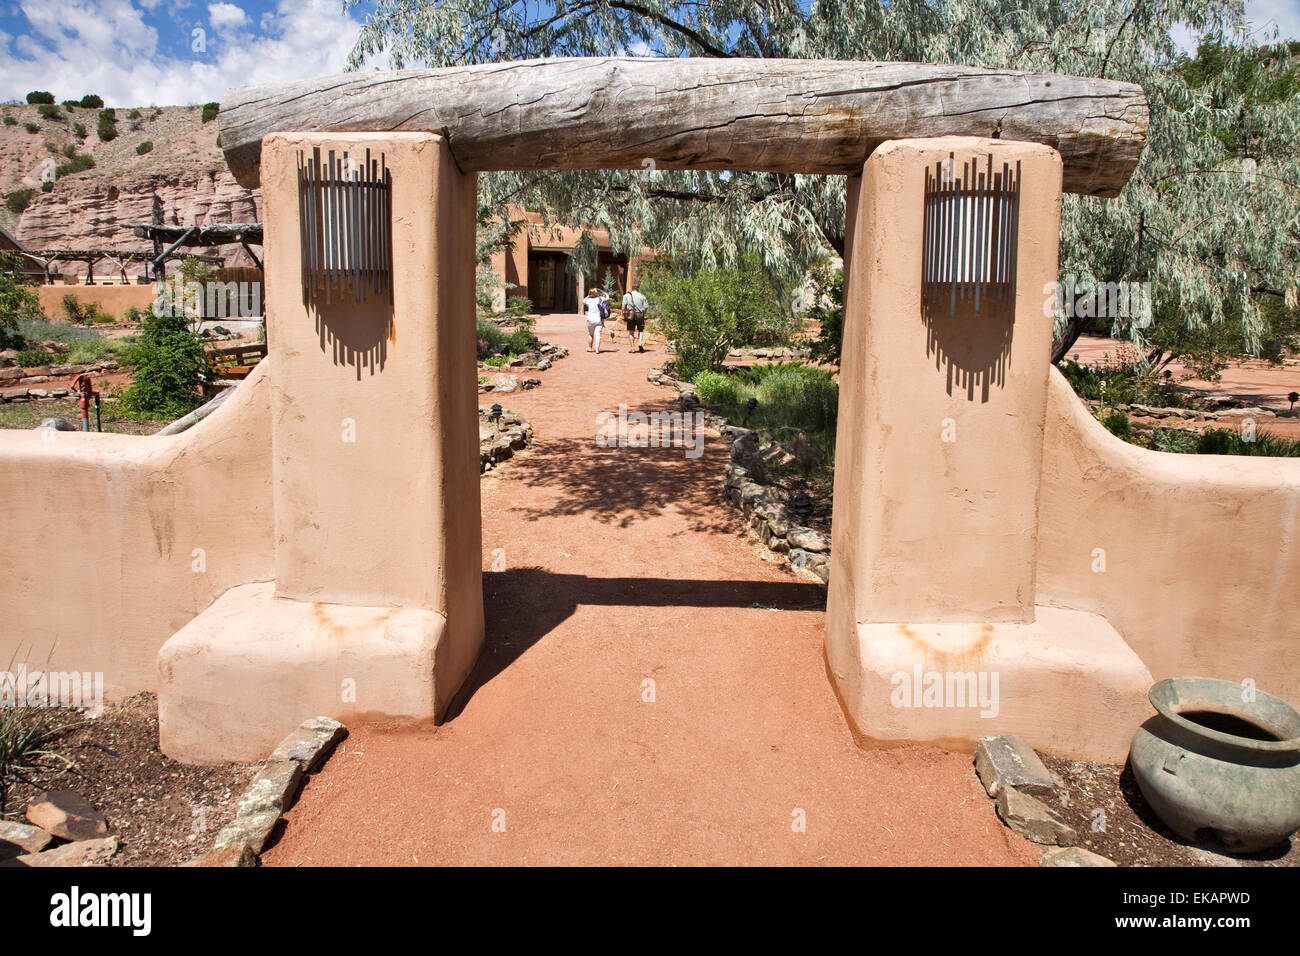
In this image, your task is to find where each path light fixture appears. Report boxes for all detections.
[1289,391,1298,412]
[489,403,502,421]
[790,491,814,517]
[745,396,758,426]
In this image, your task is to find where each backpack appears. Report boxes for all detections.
[598,299,611,321]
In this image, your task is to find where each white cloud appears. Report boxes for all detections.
[0,0,373,106]
[207,2,247,31]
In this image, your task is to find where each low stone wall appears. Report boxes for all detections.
[479,406,534,473]
[648,365,831,584]
[0,360,120,401]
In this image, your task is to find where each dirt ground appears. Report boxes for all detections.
[2,693,255,866]
[259,313,1042,867]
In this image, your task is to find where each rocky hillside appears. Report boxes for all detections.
[0,101,259,273]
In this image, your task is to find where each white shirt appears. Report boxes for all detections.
[583,296,604,322]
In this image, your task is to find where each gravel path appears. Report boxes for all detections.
[261,314,1039,866]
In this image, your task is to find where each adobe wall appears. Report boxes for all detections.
[36,283,157,320]
[1036,369,1300,702]
[0,363,274,694]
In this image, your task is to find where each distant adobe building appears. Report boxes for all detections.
[487,206,647,313]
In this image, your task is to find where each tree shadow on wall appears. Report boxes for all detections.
[921,293,1015,403]
[312,291,394,380]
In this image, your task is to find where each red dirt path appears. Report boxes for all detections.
[261,315,1040,866]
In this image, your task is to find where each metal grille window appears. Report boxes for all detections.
[298,147,392,304]
[922,154,1021,315]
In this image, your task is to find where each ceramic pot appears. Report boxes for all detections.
[1130,677,1300,853]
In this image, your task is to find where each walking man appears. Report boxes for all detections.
[622,283,649,353]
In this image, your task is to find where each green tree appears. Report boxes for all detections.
[118,306,211,419]
[0,252,44,348]
[24,91,54,105]
[347,1,1299,361]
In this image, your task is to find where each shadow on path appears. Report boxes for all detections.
[443,567,827,721]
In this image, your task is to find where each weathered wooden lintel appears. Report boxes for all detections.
[219,57,1148,197]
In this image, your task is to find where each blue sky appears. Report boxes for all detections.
[1,1,1298,107]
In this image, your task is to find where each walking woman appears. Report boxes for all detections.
[583,287,606,353]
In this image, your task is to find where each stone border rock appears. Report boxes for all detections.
[477,340,569,379]
[479,406,534,473]
[649,365,831,585]
[726,346,812,361]
[185,716,347,867]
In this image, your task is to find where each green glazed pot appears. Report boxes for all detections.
[1130,677,1300,854]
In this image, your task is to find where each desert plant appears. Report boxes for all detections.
[1195,427,1300,457]
[5,188,36,215]
[692,369,740,407]
[135,140,153,155]
[1101,410,1134,441]
[35,103,60,120]
[24,91,54,105]
[14,348,49,368]
[72,121,85,138]
[61,143,76,158]
[476,318,508,352]
[40,181,52,193]
[79,94,103,109]
[96,108,117,141]
[61,294,101,325]
[2,115,16,126]
[505,295,532,318]
[201,102,219,124]
[54,153,95,178]
[117,307,211,418]
[127,108,141,120]
[65,338,112,365]
[22,122,38,134]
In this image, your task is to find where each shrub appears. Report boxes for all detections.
[66,338,112,365]
[135,140,153,155]
[40,180,53,193]
[505,295,532,318]
[117,308,211,419]
[643,254,797,380]
[15,348,49,367]
[72,121,86,138]
[692,370,740,406]
[5,188,36,215]
[1152,427,1199,454]
[25,91,54,105]
[484,354,512,368]
[96,108,117,141]
[54,153,95,178]
[35,103,60,120]
[476,318,508,352]
[201,102,219,124]
[61,143,77,158]
[127,108,141,120]
[79,94,103,109]
[755,364,839,433]
[0,650,76,816]
[1195,427,1300,457]
[23,122,38,134]
[2,115,15,126]
[0,252,44,347]
[1100,410,1133,441]
[61,294,102,325]
[61,100,79,109]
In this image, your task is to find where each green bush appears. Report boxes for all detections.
[61,294,102,325]
[36,103,60,120]
[61,143,77,158]
[96,108,117,141]
[73,121,86,138]
[1152,427,1199,454]
[79,94,103,109]
[692,370,740,406]
[484,354,513,368]
[55,153,95,178]
[65,338,112,365]
[643,254,797,381]
[5,188,36,215]
[117,309,211,419]
[1100,410,1133,441]
[135,140,153,155]
[23,122,38,134]
[201,102,219,124]
[15,348,49,368]
[25,91,54,105]
[61,100,79,109]
[1195,427,1300,457]
[2,116,16,126]
[476,318,508,352]
[1059,354,1192,410]
[1,252,45,347]
[40,180,52,193]
[505,295,532,318]
[127,109,141,120]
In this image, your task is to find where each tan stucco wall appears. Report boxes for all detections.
[1037,369,1300,701]
[0,363,274,694]
[36,284,157,320]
